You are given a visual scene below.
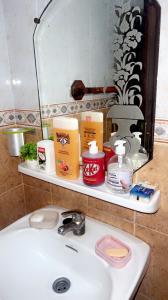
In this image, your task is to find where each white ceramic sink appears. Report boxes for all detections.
[0,206,150,300]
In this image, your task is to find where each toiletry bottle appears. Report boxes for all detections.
[103,133,116,171]
[82,141,105,186]
[37,140,55,174]
[80,111,103,152]
[107,140,133,193]
[53,117,80,180]
[127,132,148,170]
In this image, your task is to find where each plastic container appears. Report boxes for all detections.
[103,141,115,171]
[29,208,59,229]
[95,235,131,268]
[82,141,105,186]
[107,140,133,193]
[37,140,55,174]
[53,116,80,180]
[80,111,103,152]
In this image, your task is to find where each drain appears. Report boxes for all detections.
[52,277,71,294]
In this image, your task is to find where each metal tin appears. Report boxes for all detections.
[4,128,25,156]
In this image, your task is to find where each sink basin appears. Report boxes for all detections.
[0,206,150,300]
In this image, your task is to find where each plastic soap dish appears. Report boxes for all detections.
[95,235,132,268]
[29,208,59,229]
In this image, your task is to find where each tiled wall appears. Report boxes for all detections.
[0,127,25,227]
[21,142,168,300]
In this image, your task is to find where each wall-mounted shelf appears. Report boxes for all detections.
[18,163,160,214]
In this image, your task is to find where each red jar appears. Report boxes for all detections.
[82,151,105,186]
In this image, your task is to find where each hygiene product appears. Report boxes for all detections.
[107,140,133,193]
[37,140,55,173]
[53,117,80,179]
[82,140,105,186]
[103,133,116,171]
[80,111,103,152]
[127,132,148,170]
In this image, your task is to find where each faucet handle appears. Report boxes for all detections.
[61,210,85,223]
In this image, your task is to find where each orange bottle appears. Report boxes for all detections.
[80,111,103,152]
[53,117,80,180]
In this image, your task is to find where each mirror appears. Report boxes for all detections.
[33,0,160,170]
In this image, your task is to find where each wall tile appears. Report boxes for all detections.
[22,174,51,192]
[0,129,22,195]
[87,207,134,234]
[0,185,25,229]
[135,225,168,300]
[135,143,168,235]
[88,196,134,222]
[51,185,88,213]
[24,185,51,213]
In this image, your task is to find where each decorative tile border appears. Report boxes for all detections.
[41,96,117,119]
[0,109,15,127]
[154,119,168,143]
[0,109,41,128]
[15,109,41,127]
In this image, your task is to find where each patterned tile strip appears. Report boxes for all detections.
[15,109,41,127]
[0,109,15,127]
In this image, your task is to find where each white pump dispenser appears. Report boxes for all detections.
[107,140,133,193]
[88,141,98,155]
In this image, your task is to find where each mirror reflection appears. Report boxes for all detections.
[33,0,160,171]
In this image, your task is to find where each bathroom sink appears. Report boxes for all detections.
[0,206,150,300]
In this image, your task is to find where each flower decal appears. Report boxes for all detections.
[114,70,130,89]
[123,29,142,51]
[113,1,143,106]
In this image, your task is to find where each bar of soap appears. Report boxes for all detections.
[105,247,128,257]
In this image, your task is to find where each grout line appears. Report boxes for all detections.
[134,222,168,238]
[0,183,23,198]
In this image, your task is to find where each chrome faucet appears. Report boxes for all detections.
[58,210,85,236]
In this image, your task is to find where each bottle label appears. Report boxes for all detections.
[82,157,105,186]
[38,147,46,169]
[107,169,132,191]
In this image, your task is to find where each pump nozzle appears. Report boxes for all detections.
[114,140,126,156]
[88,141,98,155]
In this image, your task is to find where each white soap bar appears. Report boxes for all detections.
[30,213,44,223]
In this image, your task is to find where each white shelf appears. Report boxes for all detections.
[18,163,160,214]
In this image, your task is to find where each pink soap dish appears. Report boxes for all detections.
[95,235,132,268]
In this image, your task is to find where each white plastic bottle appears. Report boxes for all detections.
[37,140,55,174]
[107,140,133,193]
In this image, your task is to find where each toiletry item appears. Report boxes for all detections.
[29,208,59,229]
[105,247,128,257]
[53,117,80,179]
[95,235,131,268]
[37,140,55,174]
[103,140,115,171]
[80,111,103,152]
[130,184,155,199]
[127,132,148,170]
[107,140,133,193]
[82,141,105,186]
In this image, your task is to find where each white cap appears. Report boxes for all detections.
[133,132,142,142]
[114,140,126,155]
[88,141,98,154]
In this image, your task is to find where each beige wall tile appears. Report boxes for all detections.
[51,185,88,213]
[0,131,22,195]
[0,185,25,229]
[22,174,51,192]
[87,207,134,234]
[24,185,51,213]
[135,143,168,234]
[135,225,168,300]
[88,196,134,222]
